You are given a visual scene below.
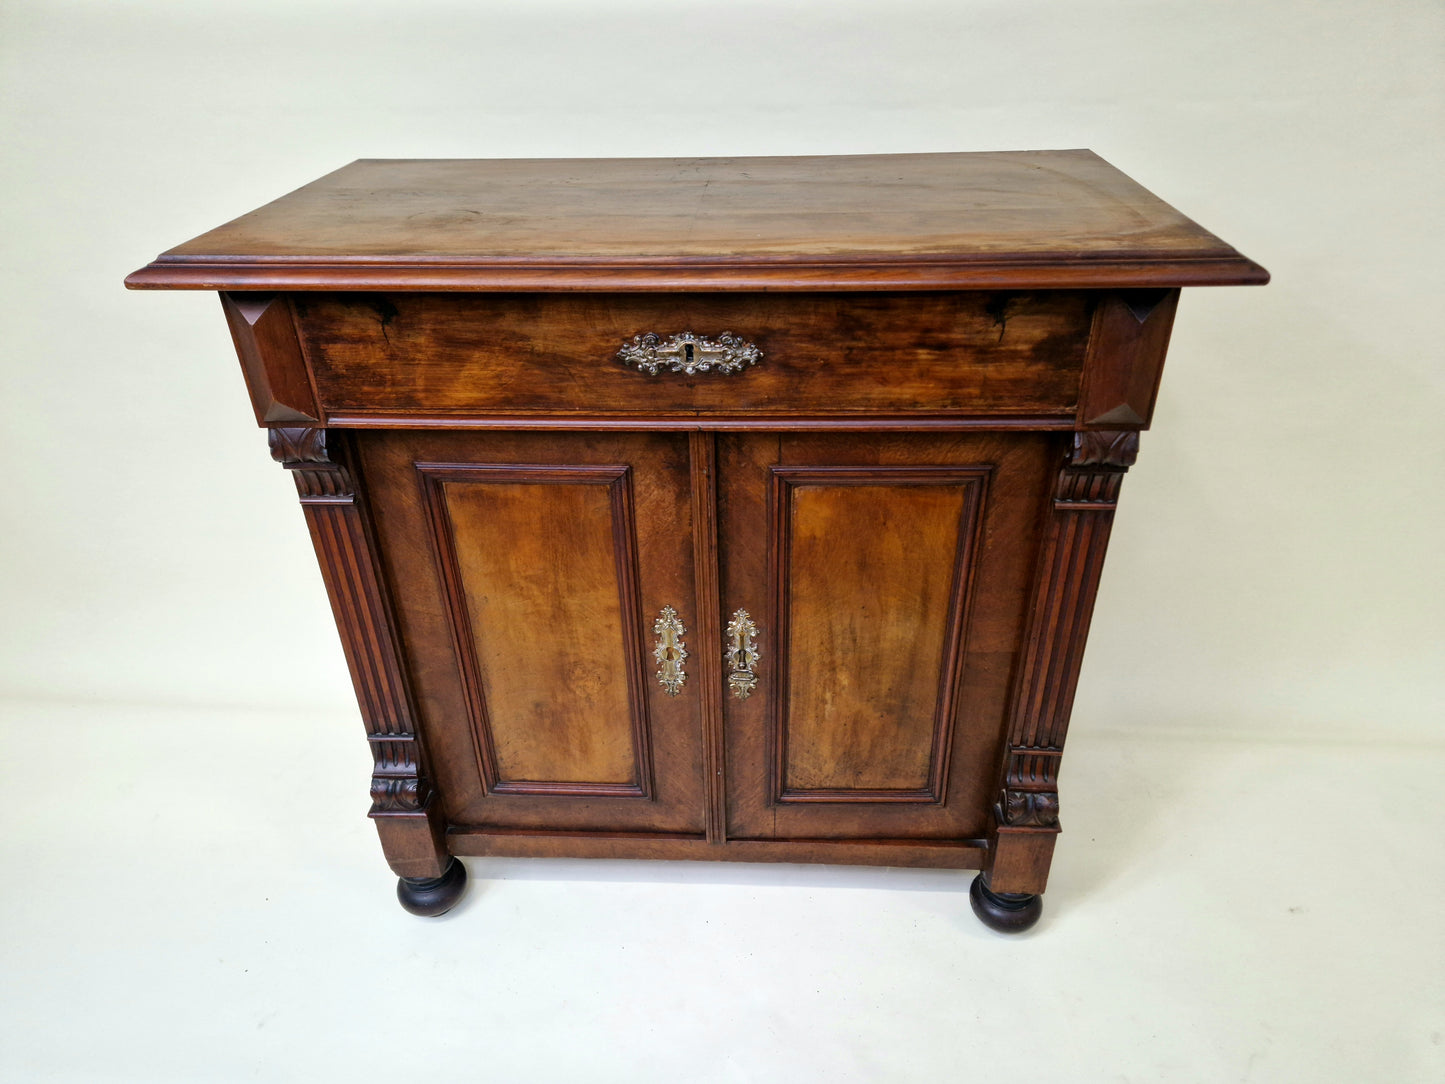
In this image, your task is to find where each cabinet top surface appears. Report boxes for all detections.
[126,151,1267,292]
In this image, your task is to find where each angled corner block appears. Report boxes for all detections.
[1077,289,1180,429]
[221,293,320,425]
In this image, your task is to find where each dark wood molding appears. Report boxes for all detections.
[132,253,1268,293]
[323,412,1081,432]
[415,462,656,800]
[267,425,448,880]
[221,294,320,424]
[987,429,1137,894]
[447,826,989,870]
[768,465,989,806]
[688,433,729,843]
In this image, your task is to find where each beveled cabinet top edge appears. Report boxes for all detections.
[126,151,1269,291]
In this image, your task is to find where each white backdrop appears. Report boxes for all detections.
[1,0,1441,741]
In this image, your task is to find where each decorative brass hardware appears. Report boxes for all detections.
[617,331,761,376]
[725,608,760,700]
[652,606,687,696]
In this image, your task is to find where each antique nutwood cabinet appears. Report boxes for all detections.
[128,152,1266,931]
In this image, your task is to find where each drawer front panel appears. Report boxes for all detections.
[294,292,1089,420]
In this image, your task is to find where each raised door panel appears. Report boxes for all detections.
[719,433,1056,842]
[357,431,706,836]
[419,464,651,797]
[775,468,983,803]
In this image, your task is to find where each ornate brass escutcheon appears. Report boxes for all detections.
[617,331,762,376]
[653,606,687,696]
[725,608,761,700]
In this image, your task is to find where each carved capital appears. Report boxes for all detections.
[996,788,1060,829]
[369,775,431,814]
[268,426,330,465]
[1070,429,1139,468]
[1054,430,1138,506]
[268,427,353,501]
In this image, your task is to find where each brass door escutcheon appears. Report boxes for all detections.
[653,606,687,696]
[725,608,760,699]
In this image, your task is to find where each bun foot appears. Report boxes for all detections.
[397,856,467,917]
[969,872,1042,933]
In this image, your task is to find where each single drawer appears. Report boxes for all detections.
[293,292,1091,422]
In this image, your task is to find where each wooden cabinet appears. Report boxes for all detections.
[128,152,1266,931]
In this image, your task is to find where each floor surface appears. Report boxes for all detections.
[1,700,1440,1082]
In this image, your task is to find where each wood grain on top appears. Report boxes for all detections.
[126,151,1268,291]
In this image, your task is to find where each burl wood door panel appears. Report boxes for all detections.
[357,431,706,835]
[719,433,1055,841]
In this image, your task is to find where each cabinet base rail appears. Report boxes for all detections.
[445,828,989,870]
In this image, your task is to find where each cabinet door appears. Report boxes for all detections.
[718,433,1055,842]
[358,431,707,836]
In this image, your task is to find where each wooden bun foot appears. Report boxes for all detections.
[969,872,1042,933]
[397,856,467,917]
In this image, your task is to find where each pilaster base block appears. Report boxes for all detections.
[987,825,1058,896]
[371,800,450,881]
[969,872,1043,934]
[397,857,468,917]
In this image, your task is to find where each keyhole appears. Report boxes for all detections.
[683,343,695,364]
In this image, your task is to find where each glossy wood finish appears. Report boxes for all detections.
[128,152,1268,925]
[291,291,1090,422]
[125,152,1267,291]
